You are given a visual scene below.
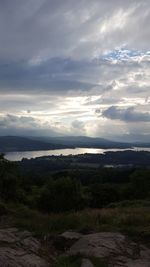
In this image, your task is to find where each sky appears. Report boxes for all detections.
[0,0,150,142]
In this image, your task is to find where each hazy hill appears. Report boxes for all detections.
[34,135,133,149]
[0,136,68,152]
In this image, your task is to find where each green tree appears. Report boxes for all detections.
[130,170,150,199]
[39,177,83,212]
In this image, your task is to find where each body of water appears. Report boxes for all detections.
[5,147,150,161]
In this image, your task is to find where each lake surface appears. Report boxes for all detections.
[5,147,150,161]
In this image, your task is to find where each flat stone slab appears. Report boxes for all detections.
[69,232,129,258]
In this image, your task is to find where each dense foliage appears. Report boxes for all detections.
[0,153,150,213]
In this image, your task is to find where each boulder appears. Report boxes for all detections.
[81,258,94,267]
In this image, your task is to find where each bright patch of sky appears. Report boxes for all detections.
[104,48,150,61]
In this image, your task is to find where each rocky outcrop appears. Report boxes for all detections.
[0,228,49,267]
[66,232,150,267]
[1,229,150,267]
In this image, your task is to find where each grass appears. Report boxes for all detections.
[107,199,150,208]
[1,202,150,243]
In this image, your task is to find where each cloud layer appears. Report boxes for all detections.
[0,0,150,141]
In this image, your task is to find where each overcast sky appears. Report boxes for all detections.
[0,0,150,141]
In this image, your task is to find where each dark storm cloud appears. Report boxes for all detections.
[1,55,146,96]
[102,106,150,122]
[0,53,149,97]
[0,59,97,94]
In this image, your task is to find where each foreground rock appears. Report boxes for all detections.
[0,228,49,267]
[2,229,150,267]
[67,232,150,267]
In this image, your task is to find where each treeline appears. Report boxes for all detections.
[0,155,150,213]
[19,151,150,179]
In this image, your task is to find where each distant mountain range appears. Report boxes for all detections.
[34,135,150,149]
[0,135,150,153]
